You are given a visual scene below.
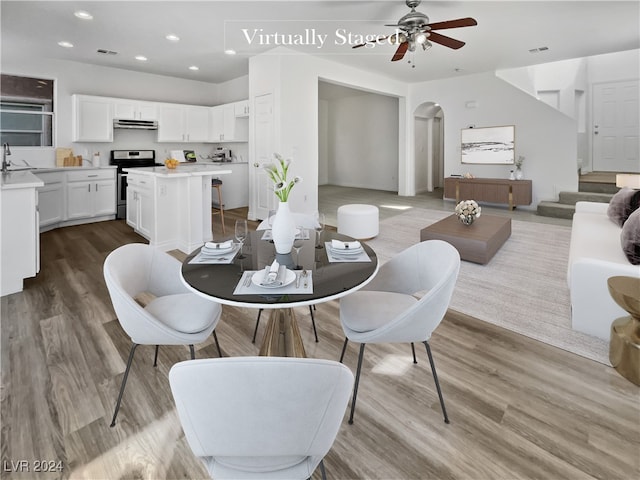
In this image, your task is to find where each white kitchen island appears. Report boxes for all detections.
[124,164,232,254]
[1,170,44,296]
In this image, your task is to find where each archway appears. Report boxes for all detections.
[414,102,444,193]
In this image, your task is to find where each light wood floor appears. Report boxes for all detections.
[1,212,638,480]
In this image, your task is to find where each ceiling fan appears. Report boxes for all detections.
[354,0,477,63]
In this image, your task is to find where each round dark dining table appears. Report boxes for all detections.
[181,229,379,356]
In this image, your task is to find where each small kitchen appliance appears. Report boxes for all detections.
[212,147,232,162]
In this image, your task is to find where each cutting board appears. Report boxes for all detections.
[56,148,82,166]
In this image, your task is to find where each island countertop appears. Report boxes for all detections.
[123,164,232,178]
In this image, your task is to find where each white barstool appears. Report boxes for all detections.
[337,204,379,239]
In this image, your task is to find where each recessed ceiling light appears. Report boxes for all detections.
[166,34,180,42]
[58,41,74,48]
[135,55,148,61]
[74,10,93,20]
[189,66,199,71]
[224,49,236,55]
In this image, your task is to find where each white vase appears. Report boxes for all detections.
[515,167,524,180]
[271,201,296,254]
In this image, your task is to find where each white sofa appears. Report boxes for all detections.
[568,201,640,340]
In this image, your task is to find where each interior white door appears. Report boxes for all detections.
[251,93,275,221]
[592,80,640,172]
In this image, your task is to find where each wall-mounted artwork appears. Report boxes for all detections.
[461,125,515,164]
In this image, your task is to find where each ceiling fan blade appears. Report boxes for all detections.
[391,42,409,62]
[428,31,466,50]
[427,17,477,30]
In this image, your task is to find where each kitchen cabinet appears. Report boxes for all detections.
[72,94,113,142]
[211,162,249,209]
[157,103,210,142]
[234,100,249,117]
[113,99,158,120]
[66,169,116,220]
[126,173,154,239]
[210,103,248,142]
[36,172,64,230]
[1,171,43,296]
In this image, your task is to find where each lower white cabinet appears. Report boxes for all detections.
[126,174,154,239]
[36,172,64,228]
[35,168,117,230]
[66,170,116,220]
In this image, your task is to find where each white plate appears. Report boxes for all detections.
[251,269,296,289]
[201,245,234,255]
[329,246,364,256]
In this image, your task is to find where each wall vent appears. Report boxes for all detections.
[97,49,118,55]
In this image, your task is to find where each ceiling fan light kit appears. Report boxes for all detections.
[353,0,477,65]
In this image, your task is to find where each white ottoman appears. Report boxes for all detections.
[337,204,379,239]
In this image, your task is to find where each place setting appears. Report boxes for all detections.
[188,240,241,264]
[325,239,371,263]
[233,258,313,295]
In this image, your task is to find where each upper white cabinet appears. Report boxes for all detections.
[157,103,210,142]
[72,95,113,142]
[113,99,158,121]
[234,100,249,117]
[210,102,248,143]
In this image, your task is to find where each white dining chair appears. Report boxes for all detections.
[103,243,223,427]
[338,240,460,424]
[169,356,354,480]
[253,213,320,343]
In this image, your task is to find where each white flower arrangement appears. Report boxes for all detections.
[262,153,303,202]
[455,199,481,219]
[515,155,525,168]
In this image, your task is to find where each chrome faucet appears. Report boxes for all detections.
[2,143,11,173]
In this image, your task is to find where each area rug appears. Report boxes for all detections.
[366,208,610,365]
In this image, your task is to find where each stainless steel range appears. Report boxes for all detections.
[110,150,157,219]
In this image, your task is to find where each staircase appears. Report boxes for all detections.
[537,172,618,219]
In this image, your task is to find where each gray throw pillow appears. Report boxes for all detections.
[607,187,640,227]
[620,208,640,265]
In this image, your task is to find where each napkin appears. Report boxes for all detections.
[205,240,233,250]
[331,239,362,250]
[262,259,282,285]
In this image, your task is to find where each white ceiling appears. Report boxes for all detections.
[2,1,639,85]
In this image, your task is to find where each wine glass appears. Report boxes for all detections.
[314,212,325,249]
[266,209,276,242]
[235,219,248,259]
[292,233,304,269]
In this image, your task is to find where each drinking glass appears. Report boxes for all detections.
[314,212,325,249]
[235,219,248,259]
[292,233,305,269]
[266,209,276,242]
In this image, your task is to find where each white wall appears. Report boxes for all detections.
[409,72,578,207]
[322,92,398,191]
[249,47,408,216]
[1,55,252,166]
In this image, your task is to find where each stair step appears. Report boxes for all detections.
[537,201,576,220]
[578,181,620,194]
[558,191,613,205]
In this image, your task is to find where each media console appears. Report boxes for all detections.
[444,177,532,210]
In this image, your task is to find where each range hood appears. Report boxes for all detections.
[113,118,158,130]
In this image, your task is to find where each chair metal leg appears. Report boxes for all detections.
[309,306,318,342]
[423,341,450,424]
[110,343,138,427]
[189,344,195,360]
[339,337,349,363]
[348,343,366,425]
[411,342,417,364]
[252,309,263,343]
[213,330,223,357]
[153,345,159,367]
[319,459,327,480]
